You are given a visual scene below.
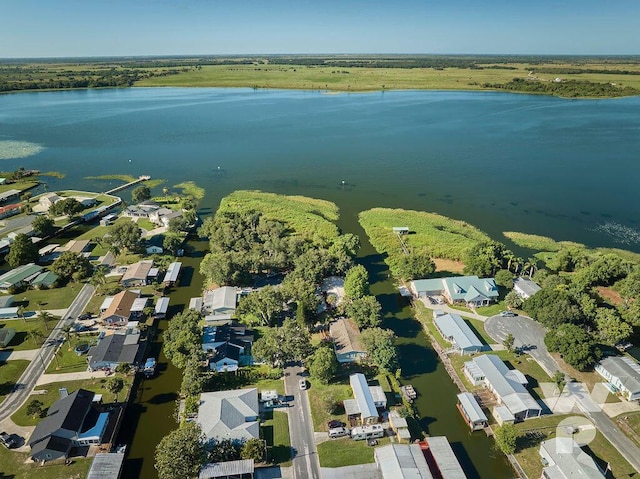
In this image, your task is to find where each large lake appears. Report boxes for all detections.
[1,87,639,250]
[1,88,639,478]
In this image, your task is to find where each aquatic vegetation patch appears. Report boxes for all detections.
[0,140,44,160]
[85,174,137,183]
[591,221,640,246]
[174,181,205,200]
[40,171,65,178]
[503,231,584,252]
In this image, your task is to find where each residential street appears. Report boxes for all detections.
[0,283,95,422]
[283,363,321,479]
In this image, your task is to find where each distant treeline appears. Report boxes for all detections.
[530,67,640,76]
[483,78,640,98]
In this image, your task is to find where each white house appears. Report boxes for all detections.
[197,388,260,444]
[539,438,605,478]
[203,286,238,315]
[513,277,542,299]
[595,356,640,401]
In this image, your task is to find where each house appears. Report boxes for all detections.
[29,389,109,462]
[197,388,260,444]
[154,297,170,319]
[388,410,411,442]
[374,444,431,479]
[149,207,182,227]
[0,307,19,319]
[539,437,605,479]
[62,239,91,255]
[433,311,484,355]
[419,436,467,479]
[199,459,254,479]
[456,392,488,430]
[392,226,410,235]
[464,354,541,421]
[513,277,542,299]
[202,322,253,372]
[595,356,640,401]
[87,331,141,371]
[0,263,44,292]
[0,328,16,347]
[410,275,499,307]
[203,286,238,315]
[100,290,140,326]
[145,245,163,254]
[30,271,59,289]
[0,203,21,220]
[38,192,61,209]
[329,318,367,363]
[99,213,118,227]
[120,260,154,287]
[493,406,515,426]
[0,295,15,308]
[163,261,182,286]
[123,202,160,218]
[344,373,382,425]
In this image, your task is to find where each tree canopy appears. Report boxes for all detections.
[236,286,283,326]
[308,346,339,384]
[132,185,151,203]
[32,215,55,236]
[463,240,513,277]
[360,327,399,372]
[252,319,314,367]
[544,323,601,371]
[106,220,143,254]
[51,251,92,281]
[346,295,382,329]
[395,251,436,281]
[163,309,202,369]
[7,232,38,268]
[344,264,370,300]
[155,423,205,479]
[49,197,84,217]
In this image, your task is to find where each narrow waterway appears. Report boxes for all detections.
[119,236,209,479]
[338,212,513,478]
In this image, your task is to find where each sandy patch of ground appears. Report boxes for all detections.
[433,258,465,274]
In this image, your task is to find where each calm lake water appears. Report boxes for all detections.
[1,88,639,478]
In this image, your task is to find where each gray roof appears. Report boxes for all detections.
[350,373,378,419]
[465,354,540,416]
[375,443,433,479]
[513,277,542,297]
[88,334,140,368]
[539,438,604,479]
[330,318,366,357]
[163,261,182,283]
[457,393,487,424]
[0,295,14,308]
[197,388,259,443]
[199,459,254,479]
[29,389,95,447]
[425,437,467,479]
[155,297,170,314]
[87,453,126,479]
[203,286,238,313]
[596,356,640,395]
[434,313,483,352]
[0,189,21,201]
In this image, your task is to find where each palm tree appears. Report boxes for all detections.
[17,305,26,323]
[38,310,53,332]
[527,257,538,278]
[162,186,170,198]
[29,330,44,346]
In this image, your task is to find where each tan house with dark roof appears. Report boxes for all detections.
[330,318,367,363]
[100,290,139,326]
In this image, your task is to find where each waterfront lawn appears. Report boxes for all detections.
[18,282,84,310]
[0,360,30,402]
[262,410,291,465]
[0,180,39,194]
[218,190,340,244]
[136,218,155,231]
[0,446,91,479]
[513,414,636,479]
[12,375,132,426]
[317,436,391,467]
[45,333,97,374]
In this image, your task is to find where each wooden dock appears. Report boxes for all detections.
[104,175,151,195]
[400,384,417,401]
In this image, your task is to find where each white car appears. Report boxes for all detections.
[299,379,307,390]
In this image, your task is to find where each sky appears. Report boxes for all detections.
[1,0,639,58]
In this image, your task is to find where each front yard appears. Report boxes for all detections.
[317,436,391,467]
[45,333,98,374]
[1,316,57,351]
[0,446,91,479]
[262,410,291,465]
[0,360,30,402]
[17,282,84,310]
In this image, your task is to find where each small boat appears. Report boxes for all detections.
[400,384,417,401]
[143,357,157,378]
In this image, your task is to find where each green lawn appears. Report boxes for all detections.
[475,301,508,317]
[513,414,636,479]
[12,374,132,426]
[0,360,30,402]
[45,333,97,374]
[0,180,39,194]
[465,317,497,345]
[136,218,156,231]
[317,436,391,467]
[18,282,84,310]
[0,446,91,479]
[0,316,55,351]
[262,410,291,465]
[307,380,354,432]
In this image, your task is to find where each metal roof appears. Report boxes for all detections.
[87,453,126,479]
[513,277,542,298]
[203,286,238,312]
[199,459,254,479]
[197,388,259,443]
[457,392,487,424]
[442,276,498,302]
[155,297,170,314]
[539,438,604,479]
[434,313,483,352]
[425,437,467,479]
[163,261,182,283]
[375,443,433,479]
[350,373,378,420]
[597,356,640,395]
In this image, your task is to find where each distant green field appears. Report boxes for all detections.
[218,190,340,244]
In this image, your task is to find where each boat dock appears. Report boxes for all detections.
[104,175,151,195]
[400,384,417,401]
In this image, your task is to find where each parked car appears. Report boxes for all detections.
[328,420,346,429]
[0,432,17,449]
[328,427,349,438]
[499,311,516,317]
[299,379,307,390]
[78,312,93,321]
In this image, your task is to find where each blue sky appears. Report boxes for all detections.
[1,0,639,58]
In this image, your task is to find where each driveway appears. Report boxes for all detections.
[283,363,321,479]
[484,314,560,376]
[418,298,488,322]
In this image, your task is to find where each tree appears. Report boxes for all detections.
[132,185,151,203]
[38,310,54,332]
[208,438,241,463]
[90,265,108,287]
[115,363,131,375]
[494,269,514,289]
[169,216,190,233]
[504,290,523,310]
[494,423,518,455]
[26,399,46,418]
[7,233,38,268]
[241,438,266,463]
[544,323,601,371]
[163,232,184,255]
[503,333,515,353]
[236,286,284,326]
[106,220,142,254]
[51,251,92,281]
[346,295,382,329]
[360,327,399,372]
[155,423,205,479]
[32,215,55,236]
[163,309,202,369]
[308,346,339,384]
[180,359,204,398]
[48,197,84,217]
[523,288,583,327]
[106,376,125,402]
[395,251,436,281]
[252,319,314,367]
[344,265,370,300]
[553,370,566,394]
[595,308,632,344]
[463,241,511,277]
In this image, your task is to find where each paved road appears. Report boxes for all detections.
[0,283,95,422]
[284,363,321,479]
[484,314,560,376]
